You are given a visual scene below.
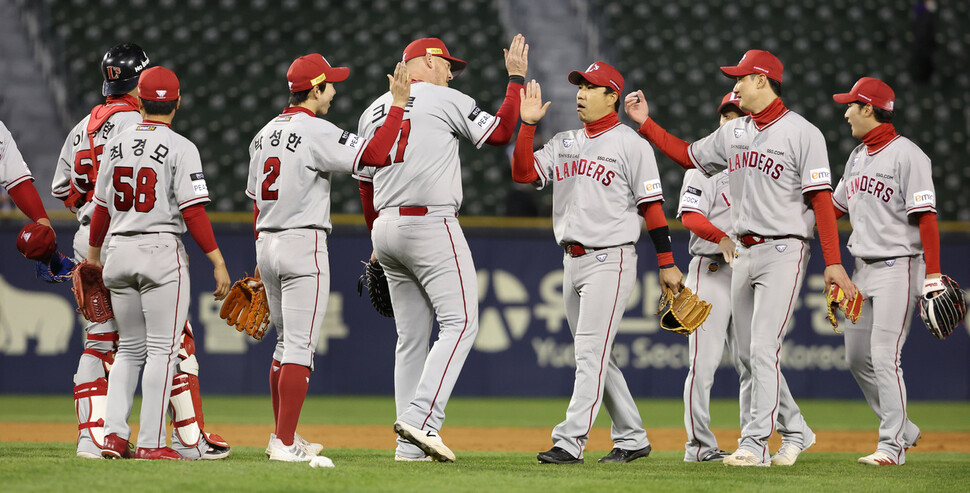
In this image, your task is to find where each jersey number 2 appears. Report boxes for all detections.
[261,157,281,200]
[113,167,158,212]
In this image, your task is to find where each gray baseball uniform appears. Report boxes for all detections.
[677,169,739,461]
[95,120,210,450]
[355,82,499,459]
[526,122,659,459]
[687,108,822,462]
[246,106,367,370]
[51,100,142,457]
[0,120,32,190]
[833,134,932,464]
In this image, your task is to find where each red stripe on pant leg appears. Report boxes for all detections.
[308,232,322,350]
[891,258,914,461]
[421,218,470,429]
[578,248,625,452]
[158,243,184,446]
[766,242,804,457]
[688,258,702,461]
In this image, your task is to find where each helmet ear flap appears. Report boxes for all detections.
[101,43,150,96]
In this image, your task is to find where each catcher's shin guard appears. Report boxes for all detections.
[169,323,229,452]
[74,377,108,450]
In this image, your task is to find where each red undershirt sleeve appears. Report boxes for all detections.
[181,203,218,253]
[484,77,525,146]
[917,211,941,275]
[637,118,693,170]
[360,106,404,167]
[680,211,728,244]
[89,204,110,248]
[639,201,675,268]
[253,201,260,241]
[807,189,842,266]
[359,181,377,231]
[511,123,539,184]
[7,181,49,222]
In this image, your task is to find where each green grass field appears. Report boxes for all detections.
[2,395,969,492]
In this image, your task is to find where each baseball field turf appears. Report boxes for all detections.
[2,395,969,492]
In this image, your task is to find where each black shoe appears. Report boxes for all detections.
[598,444,652,463]
[700,449,730,462]
[537,447,583,464]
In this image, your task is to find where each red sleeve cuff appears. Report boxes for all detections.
[512,124,539,183]
[182,203,218,253]
[681,211,728,244]
[808,189,842,265]
[918,211,941,275]
[637,118,692,169]
[7,181,49,222]
[89,204,110,247]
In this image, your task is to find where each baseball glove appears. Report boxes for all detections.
[36,250,76,283]
[919,275,967,340]
[71,260,114,323]
[824,283,865,333]
[655,284,711,336]
[219,277,271,340]
[357,260,393,318]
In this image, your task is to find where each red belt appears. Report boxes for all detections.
[563,242,605,257]
[739,234,796,247]
[398,206,428,216]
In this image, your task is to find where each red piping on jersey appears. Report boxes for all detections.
[583,112,620,139]
[890,257,913,462]
[808,190,842,266]
[688,259,703,461]
[160,244,184,446]
[681,211,728,244]
[750,97,788,131]
[6,181,49,222]
[862,123,899,155]
[638,118,692,170]
[308,231,322,351]
[511,124,540,183]
[141,120,171,127]
[766,241,805,457]
[918,211,941,274]
[579,247,625,453]
[421,218,470,430]
[281,106,315,118]
[483,80,524,145]
[182,203,218,253]
[89,204,111,248]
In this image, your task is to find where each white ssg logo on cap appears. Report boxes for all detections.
[156,90,167,98]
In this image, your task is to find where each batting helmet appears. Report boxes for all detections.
[100,43,150,96]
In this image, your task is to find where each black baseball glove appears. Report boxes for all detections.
[358,260,394,318]
[920,275,967,340]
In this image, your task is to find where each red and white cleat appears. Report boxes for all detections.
[858,451,898,466]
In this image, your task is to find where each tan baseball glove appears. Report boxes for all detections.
[71,260,114,323]
[824,283,864,333]
[655,284,711,336]
[219,276,271,340]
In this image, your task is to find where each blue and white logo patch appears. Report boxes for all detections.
[775,244,787,253]
[734,128,745,138]
[563,138,574,148]
[596,253,608,262]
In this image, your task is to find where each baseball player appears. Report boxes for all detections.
[625,49,859,467]
[247,54,411,463]
[88,66,231,460]
[512,64,681,465]
[52,43,229,460]
[2,119,56,255]
[678,93,744,463]
[355,35,529,462]
[831,77,931,466]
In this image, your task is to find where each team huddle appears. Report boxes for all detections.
[3,35,966,467]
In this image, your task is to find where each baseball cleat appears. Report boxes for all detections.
[723,449,769,467]
[699,449,731,462]
[393,420,456,463]
[858,451,898,466]
[265,433,322,458]
[201,443,231,460]
[134,447,184,460]
[267,436,314,462]
[537,446,583,464]
[598,444,651,463]
[770,436,815,466]
[101,433,134,459]
[76,451,102,459]
[395,454,433,462]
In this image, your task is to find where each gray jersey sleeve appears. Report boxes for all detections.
[312,120,365,174]
[677,169,713,218]
[899,144,936,215]
[441,90,499,149]
[798,125,832,193]
[627,136,663,205]
[0,120,33,190]
[173,142,210,210]
[832,174,849,213]
[531,132,563,190]
[686,121,733,177]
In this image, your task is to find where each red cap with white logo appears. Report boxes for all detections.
[567,61,624,93]
[720,50,784,83]
[832,77,895,111]
[138,66,180,102]
[717,92,746,115]
[286,54,350,93]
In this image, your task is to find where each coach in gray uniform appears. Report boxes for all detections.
[512,63,683,465]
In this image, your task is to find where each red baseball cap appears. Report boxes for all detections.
[402,38,467,76]
[16,222,56,261]
[568,61,624,93]
[286,53,349,92]
[832,77,895,111]
[720,50,784,83]
[138,66,180,102]
[717,92,746,115]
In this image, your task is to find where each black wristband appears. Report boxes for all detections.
[659,263,677,269]
[648,226,673,253]
[521,121,537,126]
[509,75,525,85]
